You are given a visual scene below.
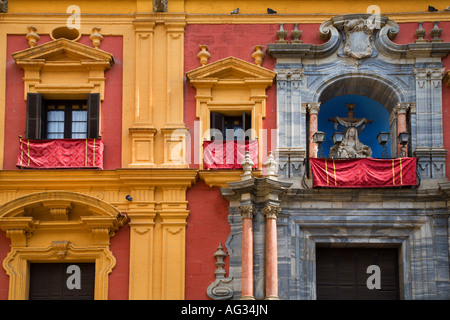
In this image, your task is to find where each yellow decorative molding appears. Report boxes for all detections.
[0,191,126,300]
[12,38,114,101]
[186,56,276,169]
[7,0,450,19]
[3,241,116,300]
[199,170,261,188]
[0,170,197,300]
[161,127,189,167]
[129,126,158,167]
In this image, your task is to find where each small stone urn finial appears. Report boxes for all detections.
[276,24,288,43]
[241,151,254,180]
[90,27,103,49]
[263,151,278,179]
[252,45,265,66]
[26,26,40,48]
[197,44,211,66]
[291,24,303,43]
[415,22,427,43]
[430,21,443,43]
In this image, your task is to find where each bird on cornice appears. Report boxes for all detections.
[231,8,239,14]
[428,5,438,11]
[267,8,277,14]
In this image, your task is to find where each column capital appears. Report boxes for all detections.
[238,205,255,219]
[275,68,304,81]
[261,205,281,219]
[394,102,412,115]
[413,67,446,80]
[306,102,321,114]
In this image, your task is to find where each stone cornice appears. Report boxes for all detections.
[267,14,450,60]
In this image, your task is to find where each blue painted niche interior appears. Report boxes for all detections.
[318,95,391,158]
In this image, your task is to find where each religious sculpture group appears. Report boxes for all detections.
[328,103,373,158]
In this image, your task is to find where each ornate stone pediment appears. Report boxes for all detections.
[13,38,114,100]
[187,56,276,85]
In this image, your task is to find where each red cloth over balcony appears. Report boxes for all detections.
[17,138,104,169]
[310,157,417,188]
[203,140,258,169]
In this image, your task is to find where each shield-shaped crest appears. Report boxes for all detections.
[343,18,374,59]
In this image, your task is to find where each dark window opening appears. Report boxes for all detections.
[29,263,95,300]
[210,111,251,141]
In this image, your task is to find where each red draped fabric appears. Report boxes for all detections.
[17,138,104,169]
[310,157,417,188]
[203,140,258,169]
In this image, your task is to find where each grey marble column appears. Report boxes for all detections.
[413,67,447,179]
[275,68,306,178]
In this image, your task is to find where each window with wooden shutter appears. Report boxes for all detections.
[87,93,100,139]
[29,263,95,300]
[26,93,43,139]
[25,95,100,140]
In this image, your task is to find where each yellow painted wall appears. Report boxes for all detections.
[7,0,450,15]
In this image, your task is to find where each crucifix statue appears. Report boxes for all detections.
[328,103,372,132]
[328,103,373,158]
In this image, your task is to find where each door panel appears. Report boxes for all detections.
[316,248,400,300]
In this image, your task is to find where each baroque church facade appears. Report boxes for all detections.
[0,0,449,300]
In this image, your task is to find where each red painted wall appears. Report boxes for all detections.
[3,35,123,170]
[185,180,230,300]
[108,223,130,300]
[0,231,10,300]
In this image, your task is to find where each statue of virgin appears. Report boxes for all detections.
[329,127,372,158]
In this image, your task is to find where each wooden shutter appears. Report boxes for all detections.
[29,263,95,300]
[243,111,251,140]
[87,93,100,139]
[26,93,42,139]
[210,111,224,141]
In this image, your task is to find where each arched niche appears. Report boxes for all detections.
[312,73,414,158]
[318,95,390,158]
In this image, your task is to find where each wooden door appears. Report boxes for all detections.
[316,247,400,300]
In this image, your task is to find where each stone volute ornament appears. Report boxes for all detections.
[197,44,211,66]
[343,18,374,59]
[252,45,265,66]
[26,26,40,48]
[206,243,234,300]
